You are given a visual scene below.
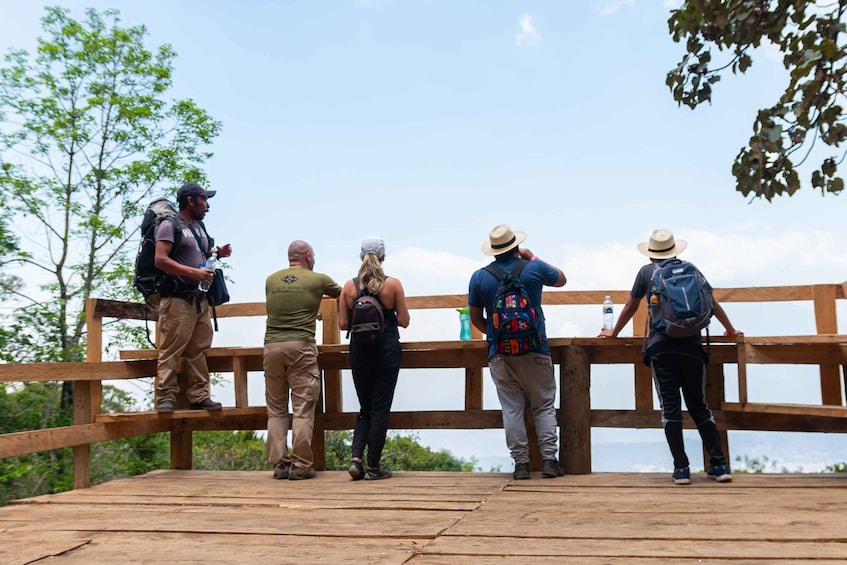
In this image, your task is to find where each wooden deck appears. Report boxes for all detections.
[1,471,846,564]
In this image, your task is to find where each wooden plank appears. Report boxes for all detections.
[721,402,847,418]
[0,531,93,564]
[0,532,426,565]
[560,346,591,474]
[0,360,157,383]
[422,536,847,560]
[0,420,169,459]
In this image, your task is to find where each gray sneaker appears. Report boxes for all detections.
[348,460,365,481]
[541,458,563,478]
[272,462,290,480]
[513,462,530,480]
[156,400,175,413]
[364,466,393,480]
[288,465,316,480]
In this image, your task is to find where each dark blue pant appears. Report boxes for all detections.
[651,350,727,469]
[350,339,401,468]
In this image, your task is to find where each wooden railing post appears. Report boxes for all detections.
[560,345,591,474]
[705,363,729,469]
[314,298,341,471]
[632,307,653,411]
[464,324,485,411]
[74,298,104,490]
[813,284,842,405]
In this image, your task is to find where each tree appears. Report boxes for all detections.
[667,1,847,200]
[0,6,221,377]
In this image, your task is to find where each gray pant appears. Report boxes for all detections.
[489,353,559,464]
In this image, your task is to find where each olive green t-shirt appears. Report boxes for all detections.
[264,267,342,344]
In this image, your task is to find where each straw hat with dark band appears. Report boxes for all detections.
[637,228,687,259]
[481,224,527,256]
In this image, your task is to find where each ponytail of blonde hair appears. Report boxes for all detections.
[358,253,385,295]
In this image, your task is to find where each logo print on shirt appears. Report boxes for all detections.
[282,274,299,284]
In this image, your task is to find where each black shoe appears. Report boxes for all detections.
[541,458,563,478]
[189,398,222,410]
[273,462,290,480]
[348,460,365,481]
[513,462,530,480]
[288,465,316,480]
[157,400,175,413]
[364,466,393,480]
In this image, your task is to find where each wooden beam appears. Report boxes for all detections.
[464,367,483,411]
[705,363,729,467]
[232,356,249,408]
[561,346,591,474]
[813,284,842,405]
[0,420,169,459]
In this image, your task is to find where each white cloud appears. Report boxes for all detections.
[598,0,635,16]
[663,0,683,9]
[515,14,541,47]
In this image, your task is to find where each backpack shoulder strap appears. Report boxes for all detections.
[508,258,529,278]
[484,263,507,282]
[161,215,183,258]
[352,277,363,297]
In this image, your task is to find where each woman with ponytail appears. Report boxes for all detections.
[338,236,410,480]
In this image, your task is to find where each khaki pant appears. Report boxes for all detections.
[156,296,213,404]
[264,341,321,468]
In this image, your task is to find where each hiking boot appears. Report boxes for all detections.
[288,465,316,480]
[348,460,365,481]
[156,400,175,413]
[541,458,563,478]
[189,398,222,411]
[672,467,691,485]
[364,466,393,480]
[513,462,530,480]
[272,462,290,480]
[707,463,732,483]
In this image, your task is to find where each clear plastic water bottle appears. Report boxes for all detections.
[602,295,614,330]
[457,307,472,341]
[198,252,217,292]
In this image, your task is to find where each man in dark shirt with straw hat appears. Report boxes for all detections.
[600,228,740,485]
[468,224,566,480]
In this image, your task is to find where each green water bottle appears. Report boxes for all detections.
[457,307,472,340]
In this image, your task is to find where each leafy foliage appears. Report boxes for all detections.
[0,6,221,368]
[667,1,847,200]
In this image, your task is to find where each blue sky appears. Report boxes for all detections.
[2,1,846,471]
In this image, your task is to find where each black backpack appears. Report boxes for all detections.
[484,259,542,356]
[133,197,183,301]
[348,278,385,344]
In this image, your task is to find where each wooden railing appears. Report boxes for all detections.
[1,284,846,490]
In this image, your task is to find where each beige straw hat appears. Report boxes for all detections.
[481,224,527,256]
[637,228,687,259]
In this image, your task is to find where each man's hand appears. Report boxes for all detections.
[598,328,615,338]
[217,243,233,258]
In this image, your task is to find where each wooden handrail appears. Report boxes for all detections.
[2,282,847,490]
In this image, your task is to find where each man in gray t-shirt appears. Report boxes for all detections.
[599,229,740,485]
[152,182,233,413]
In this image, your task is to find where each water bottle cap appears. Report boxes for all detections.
[456,307,469,314]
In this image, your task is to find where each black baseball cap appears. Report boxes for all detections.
[177,182,216,202]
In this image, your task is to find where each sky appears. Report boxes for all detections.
[2,0,846,472]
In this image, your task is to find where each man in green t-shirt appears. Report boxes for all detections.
[264,240,342,481]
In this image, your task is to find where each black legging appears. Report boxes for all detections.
[651,350,727,469]
[350,338,401,468]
